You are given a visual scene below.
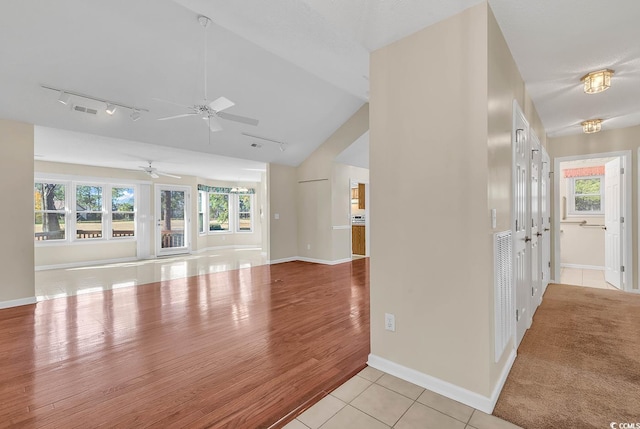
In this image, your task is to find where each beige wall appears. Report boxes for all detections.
[370,3,493,396]
[0,119,35,304]
[35,161,262,267]
[296,104,369,262]
[268,164,298,261]
[549,124,640,290]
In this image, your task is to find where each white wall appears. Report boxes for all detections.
[0,119,35,306]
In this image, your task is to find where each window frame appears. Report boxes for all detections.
[197,190,207,235]
[236,194,253,233]
[207,192,232,234]
[568,175,604,216]
[34,181,68,242]
[34,176,137,246]
[74,183,105,241]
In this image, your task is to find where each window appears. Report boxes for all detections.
[34,177,137,244]
[197,191,206,234]
[112,187,135,238]
[209,193,230,232]
[34,182,66,241]
[570,176,603,214]
[75,185,104,239]
[237,194,252,232]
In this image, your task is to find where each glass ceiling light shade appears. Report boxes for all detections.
[57,91,71,105]
[105,104,117,115]
[581,69,614,94]
[581,119,602,134]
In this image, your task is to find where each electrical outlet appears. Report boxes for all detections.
[384,313,395,332]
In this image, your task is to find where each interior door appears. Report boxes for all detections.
[513,104,530,347]
[155,185,190,256]
[604,157,622,289]
[529,132,541,319]
[540,148,551,296]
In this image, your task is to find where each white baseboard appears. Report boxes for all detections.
[35,257,138,272]
[560,263,605,270]
[270,256,353,266]
[368,350,516,414]
[0,296,37,309]
[192,244,262,254]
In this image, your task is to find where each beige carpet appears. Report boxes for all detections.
[493,283,640,429]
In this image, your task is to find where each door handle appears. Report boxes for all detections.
[524,236,531,243]
[536,232,542,237]
[544,228,550,232]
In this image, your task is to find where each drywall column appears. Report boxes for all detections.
[369,3,493,402]
[0,119,35,307]
[268,164,298,262]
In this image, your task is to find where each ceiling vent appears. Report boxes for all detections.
[72,104,98,115]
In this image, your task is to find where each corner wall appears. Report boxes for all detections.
[0,119,35,307]
[370,3,492,398]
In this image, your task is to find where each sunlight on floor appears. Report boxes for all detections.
[35,248,268,300]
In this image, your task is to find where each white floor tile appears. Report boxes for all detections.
[297,394,345,429]
[350,383,413,426]
[394,402,466,429]
[330,375,371,403]
[319,405,389,429]
[375,373,424,400]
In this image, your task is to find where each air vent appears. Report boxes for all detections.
[250,143,262,148]
[73,105,98,115]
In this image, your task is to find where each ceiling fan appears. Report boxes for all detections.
[139,161,182,179]
[156,15,259,133]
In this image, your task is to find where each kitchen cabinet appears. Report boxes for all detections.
[358,183,365,209]
[352,225,365,255]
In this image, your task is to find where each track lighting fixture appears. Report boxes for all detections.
[58,91,71,105]
[41,85,148,120]
[241,132,288,153]
[130,110,141,121]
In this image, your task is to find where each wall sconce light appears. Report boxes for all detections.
[581,69,614,94]
[581,119,602,134]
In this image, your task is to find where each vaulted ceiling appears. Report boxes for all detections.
[1,1,638,179]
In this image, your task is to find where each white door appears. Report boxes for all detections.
[513,103,530,347]
[604,158,622,289]
[155,185,190,256]
[529,132,541,319]
[540,148,551,296]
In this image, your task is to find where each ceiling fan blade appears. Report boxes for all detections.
[157,113,199,121]
[209,96,235,113]
[205,115,223,132]
[217,111,259,126]
[157,171,182,179]
[152,97,193,109]
[149,171,160,179]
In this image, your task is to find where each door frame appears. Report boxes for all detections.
[553,151,632,291]
[154,184,191,257]
[348,178,369,257]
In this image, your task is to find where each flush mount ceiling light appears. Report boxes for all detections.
[581,69,614,94]
[57,91,71,105]
[581,119,602,134]
[41,85,148,120]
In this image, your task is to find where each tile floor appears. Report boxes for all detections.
[559,267,618,290]
[35,248,269,299]
[284,367,521,429]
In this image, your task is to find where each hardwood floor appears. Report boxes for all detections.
[0,259,370,428]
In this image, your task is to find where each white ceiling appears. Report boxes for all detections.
[1,0,639,178]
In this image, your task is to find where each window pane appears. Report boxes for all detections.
[575,196,601,212]
[238,195,251,231]
[34,183,65,210]
[112,213,135,237]
[34,213,66,241]
[112,187,134,211]
[198,191,206,233]
[209,194,229,231]
[77,213,103,239]
[76,185,103,211]
[574,178,600,195]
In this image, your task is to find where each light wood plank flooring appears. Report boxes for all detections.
[1,258,370,428]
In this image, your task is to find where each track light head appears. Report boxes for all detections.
[130,110,141,121]
[105,104,117,115]
[58,91,71,105]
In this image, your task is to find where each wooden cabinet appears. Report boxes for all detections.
[358,183,365,209]
[352,225,365,255]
